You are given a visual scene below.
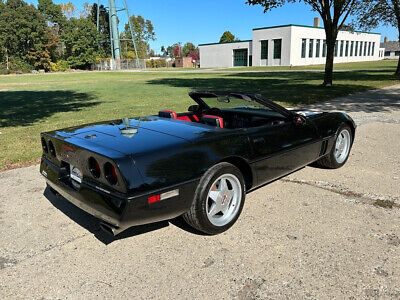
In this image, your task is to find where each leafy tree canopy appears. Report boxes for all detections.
[219,31,237,43]
[0,0,56,70]
[61,17,99,69]
[182,42,196,57]
[38,0,66,28]
[121,14,156,59]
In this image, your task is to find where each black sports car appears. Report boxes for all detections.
[40,91,356,235]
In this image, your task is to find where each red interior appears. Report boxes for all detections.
[159,110,223,128]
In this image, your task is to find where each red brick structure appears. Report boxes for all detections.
[175,57,193,68]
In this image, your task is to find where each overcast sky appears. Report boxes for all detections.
[29,0,397,53]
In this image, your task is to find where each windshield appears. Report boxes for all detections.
[201,94,272,112]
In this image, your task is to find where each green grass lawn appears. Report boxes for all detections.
[223,59,399,72]
[0,67,399,170]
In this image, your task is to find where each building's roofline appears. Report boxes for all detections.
[252,24,380,35]
[198,40,252,47]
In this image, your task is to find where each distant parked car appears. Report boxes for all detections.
[40,91,356,235]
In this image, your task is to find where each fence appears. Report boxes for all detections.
[92,59,147,71]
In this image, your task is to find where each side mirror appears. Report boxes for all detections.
[188,105,199,112]
[293,114,306,125]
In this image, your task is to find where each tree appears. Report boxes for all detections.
[182,42,196,57]
[38,0,66,28]
[80,2,91,18]
[174,45,181,58]
[219,31,236,43]
[356,0,400,75]
[166,43,179,58]
[0,0,55,70]
[247,0,362,86]
[160,45,167,56]
[61,17,99,69]
[89,3,111,57]
[121,14,156,59]
[188,49,199,61]
[60,2,76,20]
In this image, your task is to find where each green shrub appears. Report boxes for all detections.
[9,57,34,73]
[49,60,70,72]
[0,68,12,75]
[145,59,166,69]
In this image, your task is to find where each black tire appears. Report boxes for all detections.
[183,162,246,235]
[315,124,353,169]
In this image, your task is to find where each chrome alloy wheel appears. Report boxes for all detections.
[206,174,242,227]
[334,129,351,164]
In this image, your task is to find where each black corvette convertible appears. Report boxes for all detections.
[40,91,355,235]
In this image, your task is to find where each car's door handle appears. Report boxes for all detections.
[253,137,266,145]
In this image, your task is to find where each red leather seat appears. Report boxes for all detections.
[159,110,177,119]
[201,115,224,128]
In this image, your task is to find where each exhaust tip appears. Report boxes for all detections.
[99,222,124,236]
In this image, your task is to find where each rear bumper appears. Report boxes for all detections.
[40,156,199,234]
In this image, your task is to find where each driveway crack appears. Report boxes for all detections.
[281,178,399,208]
[1,233,89,270]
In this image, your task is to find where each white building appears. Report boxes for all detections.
[199,22,382,68]
[380,39,400,59]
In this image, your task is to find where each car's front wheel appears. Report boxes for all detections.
[315,124,353,169]
[183,162,245,235]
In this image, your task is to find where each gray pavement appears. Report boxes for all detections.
[0,84,399,299]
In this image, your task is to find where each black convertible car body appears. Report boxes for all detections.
[40,91,356,235]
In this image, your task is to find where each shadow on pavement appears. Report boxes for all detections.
[300,84,400,113]
[44,187,204,245]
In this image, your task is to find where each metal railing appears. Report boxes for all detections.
[92,59,146,71]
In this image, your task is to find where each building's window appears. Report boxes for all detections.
[301,39,306,58]
[359,42,363,56]
[355,41,358,56]
[384,51,390,56]
[335,41,338,57]
[364,41,367,56]
[368,42,371,56]
[273,39,282,59]
[395,51,400,56]
[322,40,327,57]
[316,39,321,58]
[350,41,354,56]
[261,40,268,59]
[340,41,344,57]
[345,41,349,56]
[372,42,375,56]
[309,39,314,57]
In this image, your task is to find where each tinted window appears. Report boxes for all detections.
[316,39,320,57]
[340,41,344,57]
[273,39,282,59]
[301,39,306,58]
[309,39,314,57]
[261,40,268,60]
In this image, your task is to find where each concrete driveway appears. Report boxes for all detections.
[1,85,399,299]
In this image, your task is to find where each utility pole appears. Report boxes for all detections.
[97,0,140,70]
[108,0,121,69]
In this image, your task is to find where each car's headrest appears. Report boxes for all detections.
[159,110,177,119]
[201,115,224,128]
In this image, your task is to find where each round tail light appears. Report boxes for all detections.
[48,140,56,157]
[104,162,118,185]
[88,157,101,178]
[41,137,48,153]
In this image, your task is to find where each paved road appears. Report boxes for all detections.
[1,85,399,299]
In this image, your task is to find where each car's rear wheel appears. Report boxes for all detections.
[183,162,245,235]
[315,124,353,169]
